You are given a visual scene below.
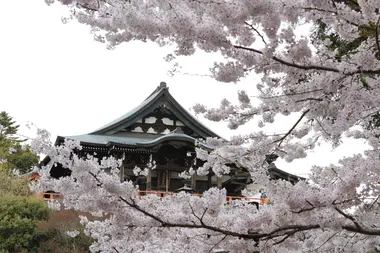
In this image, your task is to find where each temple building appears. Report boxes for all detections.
[46,82,304,196]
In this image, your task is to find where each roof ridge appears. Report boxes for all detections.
[145,81,168,100]
[88,81,221,138]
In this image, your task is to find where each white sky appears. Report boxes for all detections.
[0,0,369,177]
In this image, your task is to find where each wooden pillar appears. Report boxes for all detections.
[119,163,125,182]
[207,174,212,189]
[217,176,222,189]
[166,170,169,192]
[191,174,196,191]
[146,168,152,190]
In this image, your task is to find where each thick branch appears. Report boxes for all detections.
[233,45,380,75]
[233,45,340,73]
[335,207,361,230]
[119,196,259,240]
[342,225,380,236]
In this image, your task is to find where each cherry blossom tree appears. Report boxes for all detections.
[38,0,380,252]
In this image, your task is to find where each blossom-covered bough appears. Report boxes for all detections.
[38,0,380,252]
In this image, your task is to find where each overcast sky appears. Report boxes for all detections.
[0,0,369,176]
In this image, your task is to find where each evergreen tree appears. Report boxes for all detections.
[0,111,38,174]
[0,111,19,141]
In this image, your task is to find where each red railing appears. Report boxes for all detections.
[37,191,270,205]
[37,192,64,201]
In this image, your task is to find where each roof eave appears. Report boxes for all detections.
[90,88,167,135]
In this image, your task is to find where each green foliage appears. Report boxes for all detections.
[312,19,378,62]
[0,195,50,253]
[38,210,94,253]
[367,112,380,130]
[0,170,27,196]
[7,145,39,174]
[0,111,39,174]
[0,111,92,252]
[40,228,93,253]
[313,20,364,61]
[0,111,91,252]
[0,111,19,141]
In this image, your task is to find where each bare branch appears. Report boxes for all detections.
[302,7,337,15]
[291,206,316,214]
[335,207,361,230]
[272,230,299,245]
[368,195,379,209]
[273,109,310,146]
[315,118,331,137]
[311,230,342,251]
[208,235,227,253]
[88,171,103,187]
[76,1,99,12]
[295,97,323,103]
[375,17,380,55]
[244,22,267,45]
[342,225,380,236]
[262,224,320,241]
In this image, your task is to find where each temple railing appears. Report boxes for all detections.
[36,191,270,206]
[36,192,64,201]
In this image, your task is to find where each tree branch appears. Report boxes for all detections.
[119,196,260,240]
[273,109,310,146]
[342,225,380,236]
[233,45,340,73]
[368,195,379,209]
[88,171,380,244]
[302,6,359,27]
[244,22,267,45]
[375,16,380,55]
[314,118,331,137]
[335,207,361,230]
[258,88,324,99]
[208,234,227,253]
[311,230,342,251]
[295,97,323,103]
[272,229,299,245]
[233,45,380,75]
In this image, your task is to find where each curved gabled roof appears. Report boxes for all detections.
[90,82,221,139]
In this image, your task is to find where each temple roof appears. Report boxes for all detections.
[268,163,305,183]
[57,132,213,150]
[56,82,220,149]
